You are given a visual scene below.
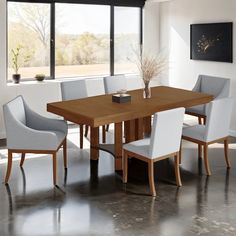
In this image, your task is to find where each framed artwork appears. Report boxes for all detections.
[190,22,233,63]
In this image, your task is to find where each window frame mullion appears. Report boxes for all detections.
[140,7,143,47]
[50,2,55,79]
[110,5,114,76]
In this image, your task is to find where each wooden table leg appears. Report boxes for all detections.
[144,116,152,136]
[124,120,136,143]
[90,127,99,161]
[115,122,123,171]
[135,118,144,140]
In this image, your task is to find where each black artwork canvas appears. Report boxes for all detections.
[190,22,233,63]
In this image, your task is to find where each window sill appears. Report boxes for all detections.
[7,74,139,87]
[7,79,60,87]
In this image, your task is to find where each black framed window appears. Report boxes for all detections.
[7,0,144,81]
[7,2,51,80]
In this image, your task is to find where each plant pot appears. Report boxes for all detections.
[12,74,21,84]
[35,75,45,82]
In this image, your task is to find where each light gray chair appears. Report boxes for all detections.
[104,75,127,94]
[85,78,107,143]
[3,96,68,185]
[85,77,105,97]
[104,75,127,132]
[186,75,230,124]
[61,79,88,100]
[182,98,233,176]
[123,107,185,196]
[61,79,87,149]
[126,75,143,91]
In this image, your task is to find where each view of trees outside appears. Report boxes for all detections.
[55,4,110,78]
[8,3,140,80]
[8,2,50,80]
[114,7,140,75]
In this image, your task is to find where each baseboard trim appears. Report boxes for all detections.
[229,130,236,137]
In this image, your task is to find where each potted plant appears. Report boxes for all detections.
[35,74,46,82]
[11,46,22,83]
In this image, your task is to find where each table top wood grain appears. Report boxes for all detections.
[47,86,213,127]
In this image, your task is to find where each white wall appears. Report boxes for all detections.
[159,0,236,134]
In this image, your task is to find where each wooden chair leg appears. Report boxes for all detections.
[52,153,57,185]
[203,117,206,125]
[148,160,156,197]
[122,151,128,183]
[20,153,26,167]
[203,144,211,176]
[80,125,84,149]
[85,125,89,137]
[198,144,202,158]
[224,138,231,168]
[63,138,67,169]
[198,117,202,125]
[174,153,182,187]
[5,150,13,184]
[102,125,106,144]
[106,124,110,132]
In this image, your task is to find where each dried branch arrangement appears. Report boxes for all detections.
[134,46,166,84]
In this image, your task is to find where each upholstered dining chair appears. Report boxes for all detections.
[3,96,68,185]
[186,75,230,124]
[61,79,87,149]
[126,75,143,91]
[182,98,233,176]
[104,75,127,94]
[123,107,185,197]
[104,75,127,132]
[85,77,105,97]
[85,78,107,143]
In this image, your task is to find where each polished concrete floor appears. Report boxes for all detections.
[0,123,236,236]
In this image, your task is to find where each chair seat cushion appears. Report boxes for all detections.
[123,138,151,158]
[182,125,206,142]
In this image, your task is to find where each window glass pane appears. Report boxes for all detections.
[8,2,50,81]
[114,7,140,75]
[55,4,110,78]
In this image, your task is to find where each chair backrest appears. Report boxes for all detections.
[126,75,143,91]
[194,75,230,98]
[205,98,233,142]
[149,107,185,158]
[61,79,88,101]
[104,75,127,94]
[3,96,26,126]
[85,78,105,97]
[3,96,26,148]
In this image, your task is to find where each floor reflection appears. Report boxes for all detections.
[224,168,230,204]
[4,183,99,235]
[0,127,235,236]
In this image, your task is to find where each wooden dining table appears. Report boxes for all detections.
[47,86,213,171]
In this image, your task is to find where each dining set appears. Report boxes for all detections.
[3,74,232,196]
